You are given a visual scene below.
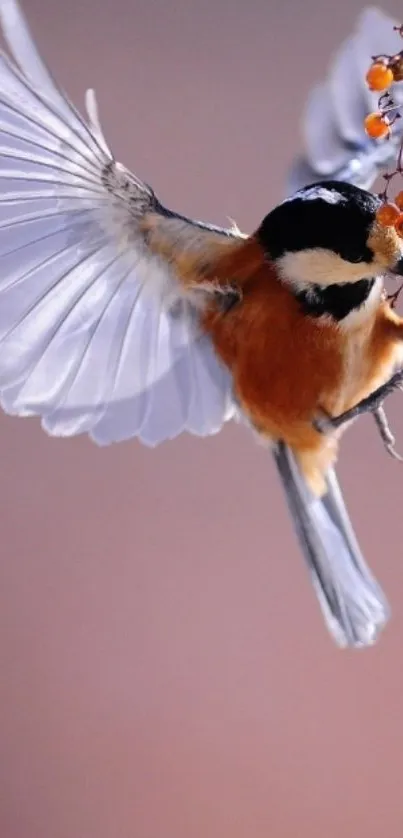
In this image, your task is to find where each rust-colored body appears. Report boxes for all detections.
[142,212,403,495]
[200,238,403,494]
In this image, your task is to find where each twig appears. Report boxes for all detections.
[372,405,403,460]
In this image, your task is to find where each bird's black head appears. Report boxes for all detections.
[257,181,403,290]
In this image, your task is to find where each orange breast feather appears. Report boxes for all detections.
[202,241,345,450]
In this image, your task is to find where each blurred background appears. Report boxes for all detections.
[1,0,403,836]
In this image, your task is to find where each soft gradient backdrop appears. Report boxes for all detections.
[1,1,403,836]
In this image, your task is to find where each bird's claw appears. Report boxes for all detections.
[313,367,403,433]
[313,368,403,461]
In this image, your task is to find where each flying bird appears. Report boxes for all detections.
[0,0,401,648]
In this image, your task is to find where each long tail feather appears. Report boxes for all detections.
[272,442,390,648]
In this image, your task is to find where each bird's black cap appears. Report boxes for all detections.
[257,180,382,265]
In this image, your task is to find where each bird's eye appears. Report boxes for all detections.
[347,245,374,265]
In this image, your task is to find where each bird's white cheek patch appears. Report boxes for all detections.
[277,249,378,290]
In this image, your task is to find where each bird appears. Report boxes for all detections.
[0,0,401,649]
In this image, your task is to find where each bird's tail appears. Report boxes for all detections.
[272,441,390,648]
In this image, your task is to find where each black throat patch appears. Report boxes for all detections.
[294,278,375,321]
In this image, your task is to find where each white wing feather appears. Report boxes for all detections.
[288,7,403,194]
[0,0,237,445]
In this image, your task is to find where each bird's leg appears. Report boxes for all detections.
[314,396,403,460]
[313,367,403,434]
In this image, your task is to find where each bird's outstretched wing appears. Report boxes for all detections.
[288,7,403,194]
[0,0,243,445]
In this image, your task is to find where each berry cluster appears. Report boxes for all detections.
[352,25,403,456]
[364,25,403,234]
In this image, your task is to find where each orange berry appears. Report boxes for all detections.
[395,191,403,210]
[364,112,390,139]
[366,62,394,91]
[395,213,403,237]
[376,202,400,226]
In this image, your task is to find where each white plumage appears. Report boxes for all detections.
[0,0,237,445]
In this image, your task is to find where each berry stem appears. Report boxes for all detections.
[387,282,403,308]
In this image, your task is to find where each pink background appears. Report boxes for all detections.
[1,1,403,836]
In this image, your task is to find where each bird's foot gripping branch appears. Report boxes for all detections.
[314,368,403,461]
